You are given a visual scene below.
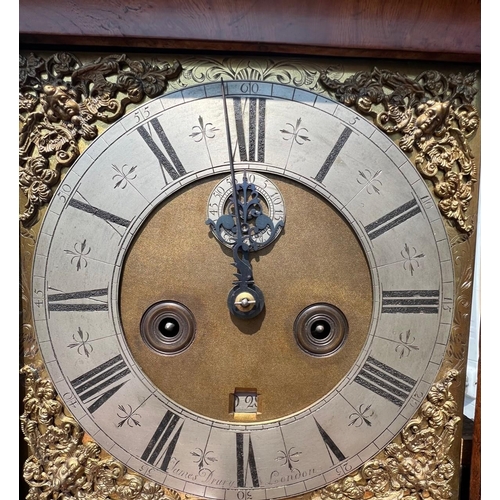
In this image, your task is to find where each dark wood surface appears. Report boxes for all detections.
[19,0,480,62]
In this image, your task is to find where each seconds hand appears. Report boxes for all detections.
[220,79,265,319]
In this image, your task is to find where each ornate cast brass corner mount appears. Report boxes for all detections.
[20,365,459,500]
[320,68,479,234]
[20,365,182,500]
[19,53,182,226]
[315,370,460,500]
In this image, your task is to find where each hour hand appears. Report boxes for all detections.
[226,236,265,319]
[206,208,265,319]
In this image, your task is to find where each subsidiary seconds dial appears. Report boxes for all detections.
[33,80,454,500]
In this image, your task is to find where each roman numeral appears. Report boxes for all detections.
[236,433,260,487]
[68,199,131,228]
[314,126,352,183]
[314,418,346,464]
[382,289,440,314]
[142,410,184,471]
[364,198,421,240]
[48,288,108,312]
[354,356,416,406]
[233,97,266,162]
[138,117,187,181]
[70,354,130,413]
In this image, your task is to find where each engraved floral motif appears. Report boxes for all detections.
[112,164,138,189]
[67,327,94,357]
[356,169,382,195]
[179,57,326,92]
[401,244,425,276]
[117,404,142,428]
[276,447,302,471]
[396,330,420,358]
[65,240,91,271]
[280,118,311,168]
[191,448,218,472]
[348,405,374,428]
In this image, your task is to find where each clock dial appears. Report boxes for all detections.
[32,81,453,499]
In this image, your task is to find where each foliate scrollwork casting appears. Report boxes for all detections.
[20,365,182,500]
[20,365,459,500]
[315,370,460,500]
[320,68,479,233]
[19,53,181,226]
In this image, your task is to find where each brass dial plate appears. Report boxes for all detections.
[120,176,372,422]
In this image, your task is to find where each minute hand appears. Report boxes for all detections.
[221,80,264,319]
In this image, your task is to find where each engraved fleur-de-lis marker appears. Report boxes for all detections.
[67,327,94,357]
[117,404,142,427]
[377,243,425,276]
[190,115,219,166]
[280,118,310,145]
[275,447,302,471]
[64,239,91,271]
[190,115,219,142]
[191,448,218,472]
[401,243,425,276]
[348,404,374,427]
[112,163,138,189]
[396,329,420,358]
[357,169,382,195]
[280,118,310,168]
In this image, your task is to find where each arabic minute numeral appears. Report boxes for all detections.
[33,289,44,308]
[57,183,72,202]
[134,106,150,123]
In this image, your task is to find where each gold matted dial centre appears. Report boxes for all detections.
[120,176,372,423]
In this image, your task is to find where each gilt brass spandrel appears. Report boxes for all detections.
[120,176,372,423]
